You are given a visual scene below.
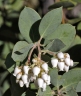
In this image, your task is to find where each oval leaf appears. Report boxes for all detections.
[37,86,52,96]
[76,81,81,92]
[39,7,62,38]
[12,41,33,62]
[45,39,65,52]
[46,24,76,51]
[49,68,63,88]
[19,7,41,43]
[61,68,81,91]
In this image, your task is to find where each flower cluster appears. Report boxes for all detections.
[51,52,73,72]
[13,58,50,91]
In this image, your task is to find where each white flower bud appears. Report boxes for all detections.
[46,75,51,85]
[42,63,48,73]
[70,59,73,66]
[22,74,28,84]
[37,78,44,88]
[57,52,64,59]
[57,62,64,71]
[64,65,69,72]
[65,58,70,66]
[64,53,70,58]
[19,80,24,87]
[51,58,58,68]
[32,66,40,76]
[25,82,29,88]
[13,66,21,76]
[23,65,30,74]
[16,73,22,80]
[32,59,37,63]
[42,82,46,91]
[41,73,48,81]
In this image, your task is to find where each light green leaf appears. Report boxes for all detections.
[45,39,65,52]
[12,41,33,62]
[39,7,62,38]
[49,68,62,88]
[61,68,81,91]
[77,22,81,30]
[71,35,81,47]
[65,89,78,96]
[76,81,81,92]
[46,24,76,51]
[19,7,41,43]
[21,92,26,96]
[5,53,15,73]
[37,86,52,96]
[30,83,37,89]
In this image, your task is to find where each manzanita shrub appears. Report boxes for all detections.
[5,7,81,96]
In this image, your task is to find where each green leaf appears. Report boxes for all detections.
[30,83,37,89]
[45,39,65,52]
[68,18,81,25]
[3,88,11,96]
[71,35,81,47]
[46,24,76,51]
[10,75,24,96]
[5,53,15,73]
[49,68,62,88]
[65,89,78,96]
[49,1,74,9]
[39,7,62,38]
[19,7,41,43]
[72,0,81,3]
[0,71,9,85]
[21,92,26,96]
[77,22,81,30]
[61,68,81,91]
[37,86,52,96]
[0,16,3,27]
[76,81,81,92]
[11,41,33,62]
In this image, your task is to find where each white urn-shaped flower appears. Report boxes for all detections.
[32,66,40,76]
[37,78,44,88]
[42,63,48,73]
[23,65,30,74]
[19,80,24,87]
[65,58,70,66]
[51,58,58,68]
[13,66,21,76]
[57,52,64,59]
[57,62,64,71]
[22,74,28,84]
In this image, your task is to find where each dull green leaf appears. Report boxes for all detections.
[39,7,62,38]
[19,7,41,43]
[11,41,33,62]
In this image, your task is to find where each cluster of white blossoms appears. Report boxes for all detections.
[51,52,73,72]
[13,58,50,91]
